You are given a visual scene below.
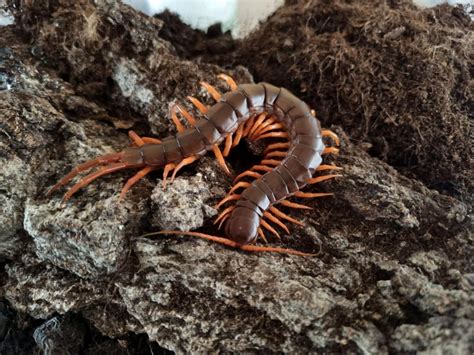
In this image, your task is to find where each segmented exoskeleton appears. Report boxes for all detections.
[48,75,341,255]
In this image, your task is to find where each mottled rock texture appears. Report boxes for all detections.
[0,0,472,353]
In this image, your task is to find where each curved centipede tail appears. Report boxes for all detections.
[141,230,318,257]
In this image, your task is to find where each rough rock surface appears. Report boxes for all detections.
[0,0,472,353]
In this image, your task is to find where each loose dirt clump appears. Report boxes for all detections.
[155,10,235,62]
[234,0,473,200]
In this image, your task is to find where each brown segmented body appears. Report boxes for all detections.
[49,76,340,255]
[121,83,325,245]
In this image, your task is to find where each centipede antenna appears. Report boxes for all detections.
[46,152,123,196]
[61,162,129,202]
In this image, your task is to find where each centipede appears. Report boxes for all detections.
[47,74,341,256]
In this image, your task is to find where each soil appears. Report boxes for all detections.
[0,0,472,354]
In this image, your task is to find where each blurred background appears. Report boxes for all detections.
[125,0,472,38]
[2,1,472,32]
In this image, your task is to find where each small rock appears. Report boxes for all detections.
[150,173,217,231]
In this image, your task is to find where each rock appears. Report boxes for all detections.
[24,195,146,278]
[391,316,474,354]
[150,173,218,231]
[0,0,471,353]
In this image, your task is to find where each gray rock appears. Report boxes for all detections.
[391,316,474,354]
[150,173,218,231]
[24,195,147,279]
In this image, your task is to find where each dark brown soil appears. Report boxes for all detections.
[234,0,473,201]
[157,0,473,201]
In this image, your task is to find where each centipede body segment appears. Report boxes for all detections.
[48,75,341,255]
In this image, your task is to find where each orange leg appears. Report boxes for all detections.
[129,130,162,145]
[263,142,290,154]
[217,213,230,230]
[200,82,222,101]
[234,165,273,183]
[247,113,267,138]
[322,147,339,155]
[216,194,241,208]
[257,227,268,243]
[142,137,162,144]
[249,117,276,139]
[260,219,281,240]
[62,162,130,202]
[222,133,233,157]
[233,170,262,183]
[214,205,235,225]
[255,131,288,141]
[170,155,199,183]
[293,191,334,198]
[242,115,257,137]
[120,166,155,199]
[263,211,290,234]
[187,96,208,114]
[227,181,251,195]
[279,200,312,210]
[249,165,273,173]
[269,206,304,226]
[128,130,145,146]
[253,123,284,140]
[212,144,231,176]
[232,123,245,148]
[176,104,197,126]
[316,164,343,172]
[322,129,340,146]
[264,151,287,159]
[217,74,238,91]
[47,152,123,196]
[306,174,342,184]
[260,159,282,167]
[170,105,186,132]
[162,163,176,189]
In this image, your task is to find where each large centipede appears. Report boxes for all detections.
[48,75,341,256]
